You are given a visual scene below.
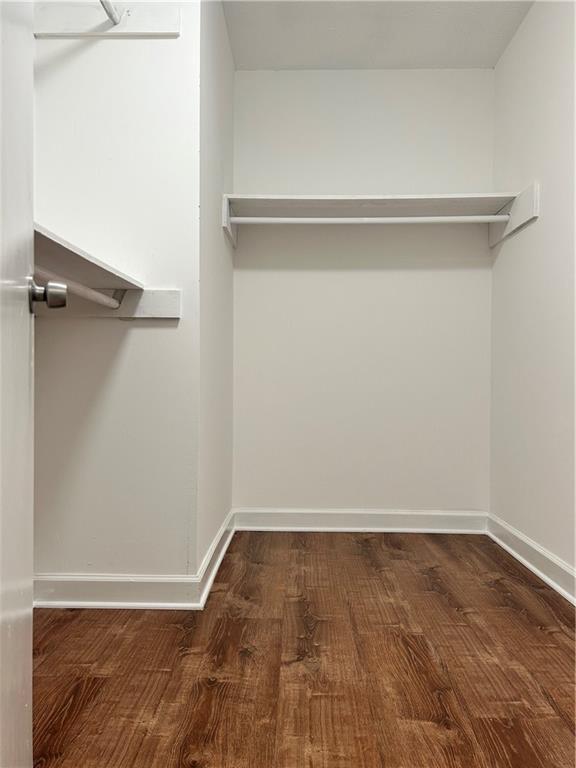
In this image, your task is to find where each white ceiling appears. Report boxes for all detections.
[222,1,532,70]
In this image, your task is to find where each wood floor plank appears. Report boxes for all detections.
[34,533,575,767]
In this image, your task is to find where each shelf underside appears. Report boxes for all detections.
[226,194,516,220]
[34,224,144,290]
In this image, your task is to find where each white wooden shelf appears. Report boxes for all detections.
[222,186,539,248]
[34,224,180,319]
[34,3,181,40]
[35,224,144,290]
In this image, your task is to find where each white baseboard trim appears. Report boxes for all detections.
[195,510,236,608]
[233,507,487,533]
[34,508,575,609]
[34,510,235,611]
[487,514,575,605]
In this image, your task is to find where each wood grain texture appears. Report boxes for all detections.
[34,533,575,768]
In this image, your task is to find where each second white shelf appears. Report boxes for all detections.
[222,187,539,248]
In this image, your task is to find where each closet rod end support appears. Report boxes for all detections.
[489,181,540,247]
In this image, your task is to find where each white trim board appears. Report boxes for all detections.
[34,510,235,611]
[233,507,486,533]
[34,509,575,609]
[487,514,575,605]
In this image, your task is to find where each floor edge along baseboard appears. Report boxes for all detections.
[486,513,575,605]
[34,508,575,609]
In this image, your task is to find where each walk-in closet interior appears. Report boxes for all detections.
[1,1,574,766]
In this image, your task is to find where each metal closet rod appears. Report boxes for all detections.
[230,214,511,225]
[35,268,122,310]
[100,0,122,25]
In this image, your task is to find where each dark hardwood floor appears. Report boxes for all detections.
[34,532,575,767]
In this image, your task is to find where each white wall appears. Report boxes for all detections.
[197,0,235,563]
[33,2,574,600]
[233,70,493,512]
[34,4,202,576]
[234,70,494,194]
[492,2,575,566]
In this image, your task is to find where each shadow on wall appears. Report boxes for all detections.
[34,37,102,85]
[233,223,496,271]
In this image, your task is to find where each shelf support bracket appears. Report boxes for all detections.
[489,182,540,247]
[222,195,238,247]
[112,288,127,306]
[100,0,122,25]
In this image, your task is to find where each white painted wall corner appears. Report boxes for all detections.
[486,513,575,605]
[34,510,235,610]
